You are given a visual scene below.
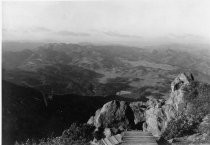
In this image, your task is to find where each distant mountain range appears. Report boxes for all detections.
[2,42,210,98]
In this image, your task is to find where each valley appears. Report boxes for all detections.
[3,42,210,99]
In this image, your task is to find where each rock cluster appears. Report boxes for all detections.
[88,72,210,141]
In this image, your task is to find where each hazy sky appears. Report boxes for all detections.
[3,0,210,45]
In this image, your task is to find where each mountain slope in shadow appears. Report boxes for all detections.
[2,80,142,145]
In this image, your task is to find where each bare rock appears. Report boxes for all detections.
[87,116,94,125]
[145,98,167,137]
[87,109,101,126]
[171,72,194,92]
[104,128,112,138]
[129,101,147,125]
[167,73,194,112]
[90,100,135,134]
[145,73,195,137]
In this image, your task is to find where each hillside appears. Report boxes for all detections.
[3,80,143,145]
[2,81,108,145]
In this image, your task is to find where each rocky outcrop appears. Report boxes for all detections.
[170,73,194,92]
[88,100,135,135]
[144,73,194,137]
[88,73,197,137]
[144,99,167,137]
[129,102,147,127]
[89,72,210,142]
[167,73,194,112]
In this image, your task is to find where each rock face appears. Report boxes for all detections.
[144,73,194,137]
[129,102,147,127]
[171,73,194,92]
[167,73,194,112]
[88,100,135,134]
[145,99,167,137]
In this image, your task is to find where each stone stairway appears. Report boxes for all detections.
[121,131,158,145]
[98,131,158,145]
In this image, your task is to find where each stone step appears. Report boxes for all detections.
[123,134,153,137]
[123,138,156,142]
[123,138,156,141]
[120,143,157,145]
[124,131,152,134]
[123,135,154,138]
[101,139,107,145]
[109,136,119,144]
[122,140,157,143]
[114,134,122,142]
[123,136,155,139]
[124,132,153,136]
[104,138,113,145]
[122,137,156,140]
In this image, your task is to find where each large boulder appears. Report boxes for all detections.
[88,100,135,134]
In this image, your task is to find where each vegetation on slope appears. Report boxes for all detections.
[162,81,210,141]
[15,123,95,145]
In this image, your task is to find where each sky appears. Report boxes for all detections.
[2,0,210,45]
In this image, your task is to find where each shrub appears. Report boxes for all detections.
[16,123,95,145]
[162,114,197,140]
[163,81,210,140]
[184,81,210,117]
[62,123,95,143]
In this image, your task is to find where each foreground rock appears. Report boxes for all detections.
[129,101,147,129]
[144,98,166,137]
[88,100,135,135]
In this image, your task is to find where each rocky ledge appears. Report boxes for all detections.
[88,73,210,144]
